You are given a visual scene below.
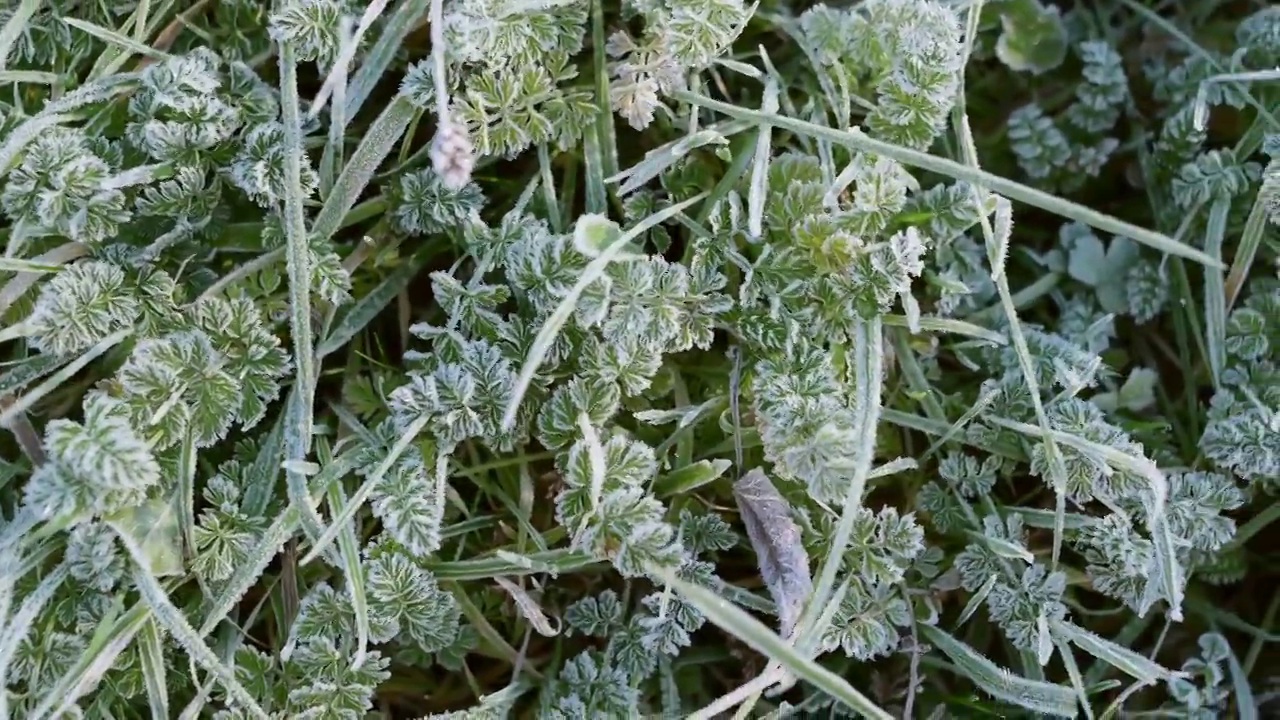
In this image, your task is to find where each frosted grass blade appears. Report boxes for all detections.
[138,618,170,719]
[1050,619,1178,685]
[919,623,1078,718]
[663,570,892,720]
[673,90,1222,268]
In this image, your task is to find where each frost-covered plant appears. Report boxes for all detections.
[1162,633,1234,718]
[1006,41,1126,191]
[1200,282,1280,489]
[1,0,1276,717]
[609,0,752,130]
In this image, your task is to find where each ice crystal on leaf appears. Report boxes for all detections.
[751,345,863,504]
[565,591,625,638]
[987,565,1068,652]
[192,465,268,583]
[285,638,392,719]
[365,545,462,653]
[102,325,280,450]
[391,168,486,235]
[540,650,638,719]
[65,522,126,592]
[821,577,912,661]
[23,394,161,521]
[1,127,131,245]
[1200,284,1280,488]
[555,432,683,578]
[229,122,321,207]
[126,47,244,165]
[3,0,1269,715]
[389,337,524,452]
[26,261,139,357]
[268,0,352,67]
[188,295,292,431]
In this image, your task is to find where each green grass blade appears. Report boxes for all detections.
[1225,189,1271,310]
[345,0,427,119]
[583,118,608,215]
[882,313,1006,345]
[0,328,133,429]
[425,549,598,581]
[1202,197,1230,386]
[61,17,171,61]
[110,522,268,718]
[240,412,286,518]
[0,256,65,273]
[590,0,619,180]
[0,353,66,397]
[325,476,371,668]
[277,36,323,558]
[1054,639,1095,720]
[746,80,774,237]
[795,317,883,650]
[177,432,197,565]
[284,387,330,548]
[29,598,151,719]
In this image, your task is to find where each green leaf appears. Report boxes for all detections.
[108,495,185,578]
[994,0,1069,75]
[1092,368,1158,413]
[1066,232,1107,286]
[572,213,624,257]
[1067,233,1139,313]
[655,459,733,497]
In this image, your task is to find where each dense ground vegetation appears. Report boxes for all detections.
[0,0,1277,717]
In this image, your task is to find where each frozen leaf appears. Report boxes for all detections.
[565,591,624,637]
[366,547,461,653]
[732,468,812,639]
[106,493,185,578]
[27,261,139,357]
[25,394,162,520]
[1093,367,1159,413]
[1064,224,1140,314]
[573,213,625,257]
[494,576,559,637]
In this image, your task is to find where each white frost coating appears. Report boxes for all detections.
[732,467,812,639]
